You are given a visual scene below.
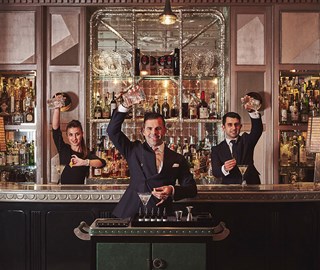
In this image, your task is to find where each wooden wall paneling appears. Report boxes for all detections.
[231,6,273,184]
[46,7,85,183]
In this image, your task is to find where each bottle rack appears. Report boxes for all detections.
[278,70,319,183]
[87,8,228,182]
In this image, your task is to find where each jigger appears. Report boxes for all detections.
[186,206,193,221]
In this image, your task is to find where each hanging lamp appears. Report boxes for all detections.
[159,0,177,25]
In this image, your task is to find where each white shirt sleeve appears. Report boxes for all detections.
[118,104,129,113]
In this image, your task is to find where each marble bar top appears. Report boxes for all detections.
[1,182,320,203]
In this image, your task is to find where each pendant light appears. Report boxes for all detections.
[159,0,177,25]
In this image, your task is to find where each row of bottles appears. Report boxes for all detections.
[135,49,179,76]
[279,75,320,124]
[279,131,315,168]
[0,136,35,166]
[90,131,216,180]
[93,88,219,120]
[0,76,36,125]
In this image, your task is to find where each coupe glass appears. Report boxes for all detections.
[237,164,248,185]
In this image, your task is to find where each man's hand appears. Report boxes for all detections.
[152,186,173,206]
[224,158,237,172]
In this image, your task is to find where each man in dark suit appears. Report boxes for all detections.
[107,104,197,218]
[211,99,263,185]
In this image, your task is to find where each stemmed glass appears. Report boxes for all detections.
[237,164,248,186]
[137,192,151,218]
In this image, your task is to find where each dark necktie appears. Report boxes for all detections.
[230,140,237,159]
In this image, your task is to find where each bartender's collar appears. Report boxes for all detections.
[226,138,238,144]
[149,142,164,152]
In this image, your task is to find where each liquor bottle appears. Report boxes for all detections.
[279,132,290,166]
[298,135,307,166]
[176,137,182,154]
[29,140,35,165]
[12,101,24,125]
[290,135,299,166]
[102,93,110,119]
[161,96,170,118]
[208,92,217,119]
[279,98,288,124]
[188,91,198,119]
[197,90,209,119]
[13,141,20,165]
[19,136,27,166]
[299,95,309,123]
[182,91,189,118]
[168,137,176,151]
[170,95,179,118]
[289,96,299,123]
[173,48,180,76]
[152,96,160,113]
[94,94,103,119]
[110,91,117,117]
[134,48,141,76]
[9,78,15,114]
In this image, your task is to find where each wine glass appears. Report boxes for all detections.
[137,192,151,217]
[237,164,248,185]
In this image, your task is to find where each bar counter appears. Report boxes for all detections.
[1,182,320,202]
[1,182,319,270]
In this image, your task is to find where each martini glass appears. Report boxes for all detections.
[237,165,248,185]
[137,192,151,218]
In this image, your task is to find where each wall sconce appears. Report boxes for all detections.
[306,116,320,185]
[159,0,177,25]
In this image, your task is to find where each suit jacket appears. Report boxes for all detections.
[107,110,197,218]
[211,116,263,184]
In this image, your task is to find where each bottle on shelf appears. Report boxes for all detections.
[188,91,198,119]
[290,135,299,166]
[152,96,160,114]
[182,90,189,118]
[208,92,217,119]
[173,48,180,76]
[110,91,117,117]
[161,96,170,119]
[12,101,24,125]
[102,92,110,119]
[94,93,103,119]
[170,95,179,118]
[197,90,209,119]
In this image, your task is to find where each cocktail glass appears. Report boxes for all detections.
[237,164,248,185]
[137,192,151,217]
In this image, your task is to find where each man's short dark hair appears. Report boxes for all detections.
[143,112,166,126]
[222,112,241,125]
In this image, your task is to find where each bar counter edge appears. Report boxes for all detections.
[1,183,320,270]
